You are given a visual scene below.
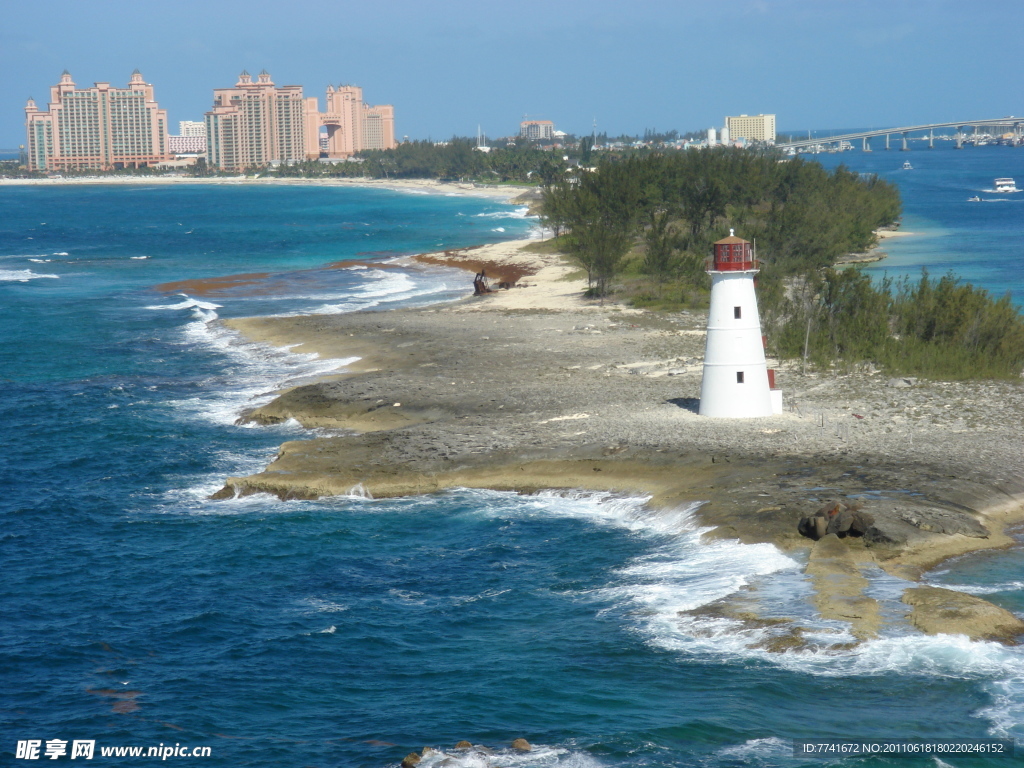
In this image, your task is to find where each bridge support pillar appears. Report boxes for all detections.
[901,132,909,151]
[929,129,934,149]
[955,130,963,149]
[885,133,890,150]
[862,136,871,152]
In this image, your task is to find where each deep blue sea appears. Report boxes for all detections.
[1,172,1022,768]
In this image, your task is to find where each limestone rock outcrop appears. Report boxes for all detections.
[902,586,1024,643]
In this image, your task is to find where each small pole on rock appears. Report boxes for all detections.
[802,315,811,374]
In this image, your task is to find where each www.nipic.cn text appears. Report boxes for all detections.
[16,741,212,760]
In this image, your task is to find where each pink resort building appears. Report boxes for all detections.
[318,84,396,158]
[25,70,169,172]
[204,70,318,172]
[203,71,396,171]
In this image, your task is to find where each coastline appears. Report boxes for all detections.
[0,174,534,201]
[209,236,1024,646]
[835,227,921,265]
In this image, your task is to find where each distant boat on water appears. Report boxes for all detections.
[994,177,1019,192]
[968,195,982,202]
[902,161,913,170]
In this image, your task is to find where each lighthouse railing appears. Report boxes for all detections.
[705,256,760,272]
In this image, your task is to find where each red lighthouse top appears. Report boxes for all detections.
[711,230,756,271]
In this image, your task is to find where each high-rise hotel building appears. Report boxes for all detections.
[724,114,777,145]
[203,71,396,170]
[319,85,396,158]
[24,70,169,171]
[204,70,320,172]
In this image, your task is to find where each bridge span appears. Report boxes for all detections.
[778,118,1023,152]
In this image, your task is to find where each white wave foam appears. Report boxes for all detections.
[53,251,69,256]
[130,255,150,260]
[463,489,1024,738]
[492,227,506,232]
[929,580,1024,595]
[146,298,222,311]
[281,268,453,316]
[168,314,359,426]
[413,744,594,768]
[717,737,791,760]
[0,268,59,282]
[977,673,1024,738]
[473,207,532,220]
[301,598,350,614]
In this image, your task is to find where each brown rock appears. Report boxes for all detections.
[902,586,1024,643]
[401,752,421,768]
[454,741,473,749]
[511,738,532,752]
[827,510,854,536]
[848,510,875,536]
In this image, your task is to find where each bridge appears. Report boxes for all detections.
[777,117,1023,152]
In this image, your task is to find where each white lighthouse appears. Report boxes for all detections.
[699,231,782,418]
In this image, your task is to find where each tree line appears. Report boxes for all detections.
[539,146,1024,378]
[273,139,567,184]
[768,268,1024,379]
[540,146,902,294]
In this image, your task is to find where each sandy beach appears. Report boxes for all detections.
[209,237,1024,646]
[0,174,534,201]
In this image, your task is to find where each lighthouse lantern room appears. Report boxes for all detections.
[698,231,782,418]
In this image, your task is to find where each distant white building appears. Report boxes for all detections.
[520,120,554,140]
[179,120,206,137]
[167,134,207,154]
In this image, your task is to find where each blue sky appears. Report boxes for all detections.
[2,0,1021,147]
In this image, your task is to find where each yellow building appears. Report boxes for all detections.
[724,114,777,144]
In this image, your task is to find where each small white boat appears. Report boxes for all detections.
[994,177,1019,192]
[902,161,913,170]
[968,195,981,202]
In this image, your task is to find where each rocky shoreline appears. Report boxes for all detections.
[211,240,1024,646]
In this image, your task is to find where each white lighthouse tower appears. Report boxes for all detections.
[699,231,782,418]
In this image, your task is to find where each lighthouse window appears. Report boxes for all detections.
[734,306,742,319]
[736,371,745,384]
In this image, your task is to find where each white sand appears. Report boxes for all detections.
[0,174,532,201]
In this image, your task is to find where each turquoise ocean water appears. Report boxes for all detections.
[1,170,1022,767]
[812,143,1024,307]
